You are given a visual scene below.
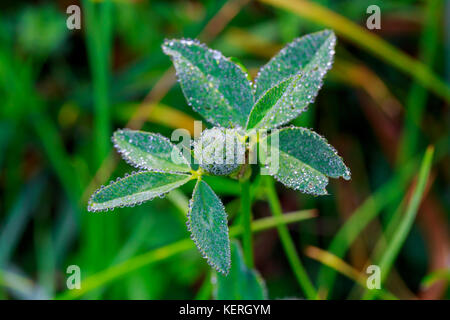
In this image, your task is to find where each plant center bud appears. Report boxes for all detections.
[193,128,246,175]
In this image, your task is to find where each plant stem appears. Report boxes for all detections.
[265,176,317,300]
[240,178,254,268]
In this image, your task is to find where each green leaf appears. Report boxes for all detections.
[88,171,192,212]
[260,127,350,195]
[113,129,191,173]
[213,240,267,300]
[187,179,231,274]
[162,39,254,128]
[247,30,336,130]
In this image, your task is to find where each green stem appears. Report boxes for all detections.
[240,178,254,268]
[265,176,317,300]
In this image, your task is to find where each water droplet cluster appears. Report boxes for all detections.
[113,129,191,173]
[247,30,336,130]
[86,30,352,277]
[187,180,231,275]
[262,126,350,195]
[162,38,254,128]
[193,127,246,176]
[88,171,191,212]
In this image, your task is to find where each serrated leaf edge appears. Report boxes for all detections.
[162,38,254,128]
[87,170,193,212]
[112,128,192,172]
[260,126,350,195]
[253,29,335,96]
[248,30,336,130]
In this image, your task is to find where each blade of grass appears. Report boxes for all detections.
[317,157,418,297]
[82,0,118,297]
[83,0,113,164]
[305,246,397,300]
[32,113,83,204]
[421,269,450,288]
[0,176,45,267]
[317,135,449,298]
[0,269,36,299]
[265,176,318,300]
[116,102,197,135]
[259,0,450,102]
[397,0,441,164]
[56,209,316,299]
[0,45,83,209]
[362,146,434,299]
[224,27,403,119]
[34,226,55,298]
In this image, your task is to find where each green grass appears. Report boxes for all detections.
[57,209,316,299]
[0,0,448,300]
[363,146,434,299]
[261,0,450,102]
[265,176,318,300]
[82,0,117,297]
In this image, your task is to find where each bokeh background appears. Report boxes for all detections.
[0,0,448,300]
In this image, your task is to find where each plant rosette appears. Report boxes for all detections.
[88,30,350,276]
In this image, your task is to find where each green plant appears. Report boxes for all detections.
[87,30,350,283]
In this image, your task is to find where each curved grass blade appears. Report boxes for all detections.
[304,246,397,300]
[362,146,434,300]
[247,30,335,130]
[259,0,450,103]
[187,179,231,275]
[88,171,192,212]
[260,127,350,195]
[162,39,254,128]
[213,240,267,300]
[113,129,191,172]
[421,269,450,289]
[316,158,418,298]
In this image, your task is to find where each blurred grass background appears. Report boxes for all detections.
[0,0,448,299]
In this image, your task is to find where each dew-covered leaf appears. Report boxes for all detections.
[260,127,350,195]
[247,30,336,130]
[187,179,230,274]
[162,39,254,128]
[113,129,191,173]
[213,240,267,300]
[88,171,192,212]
